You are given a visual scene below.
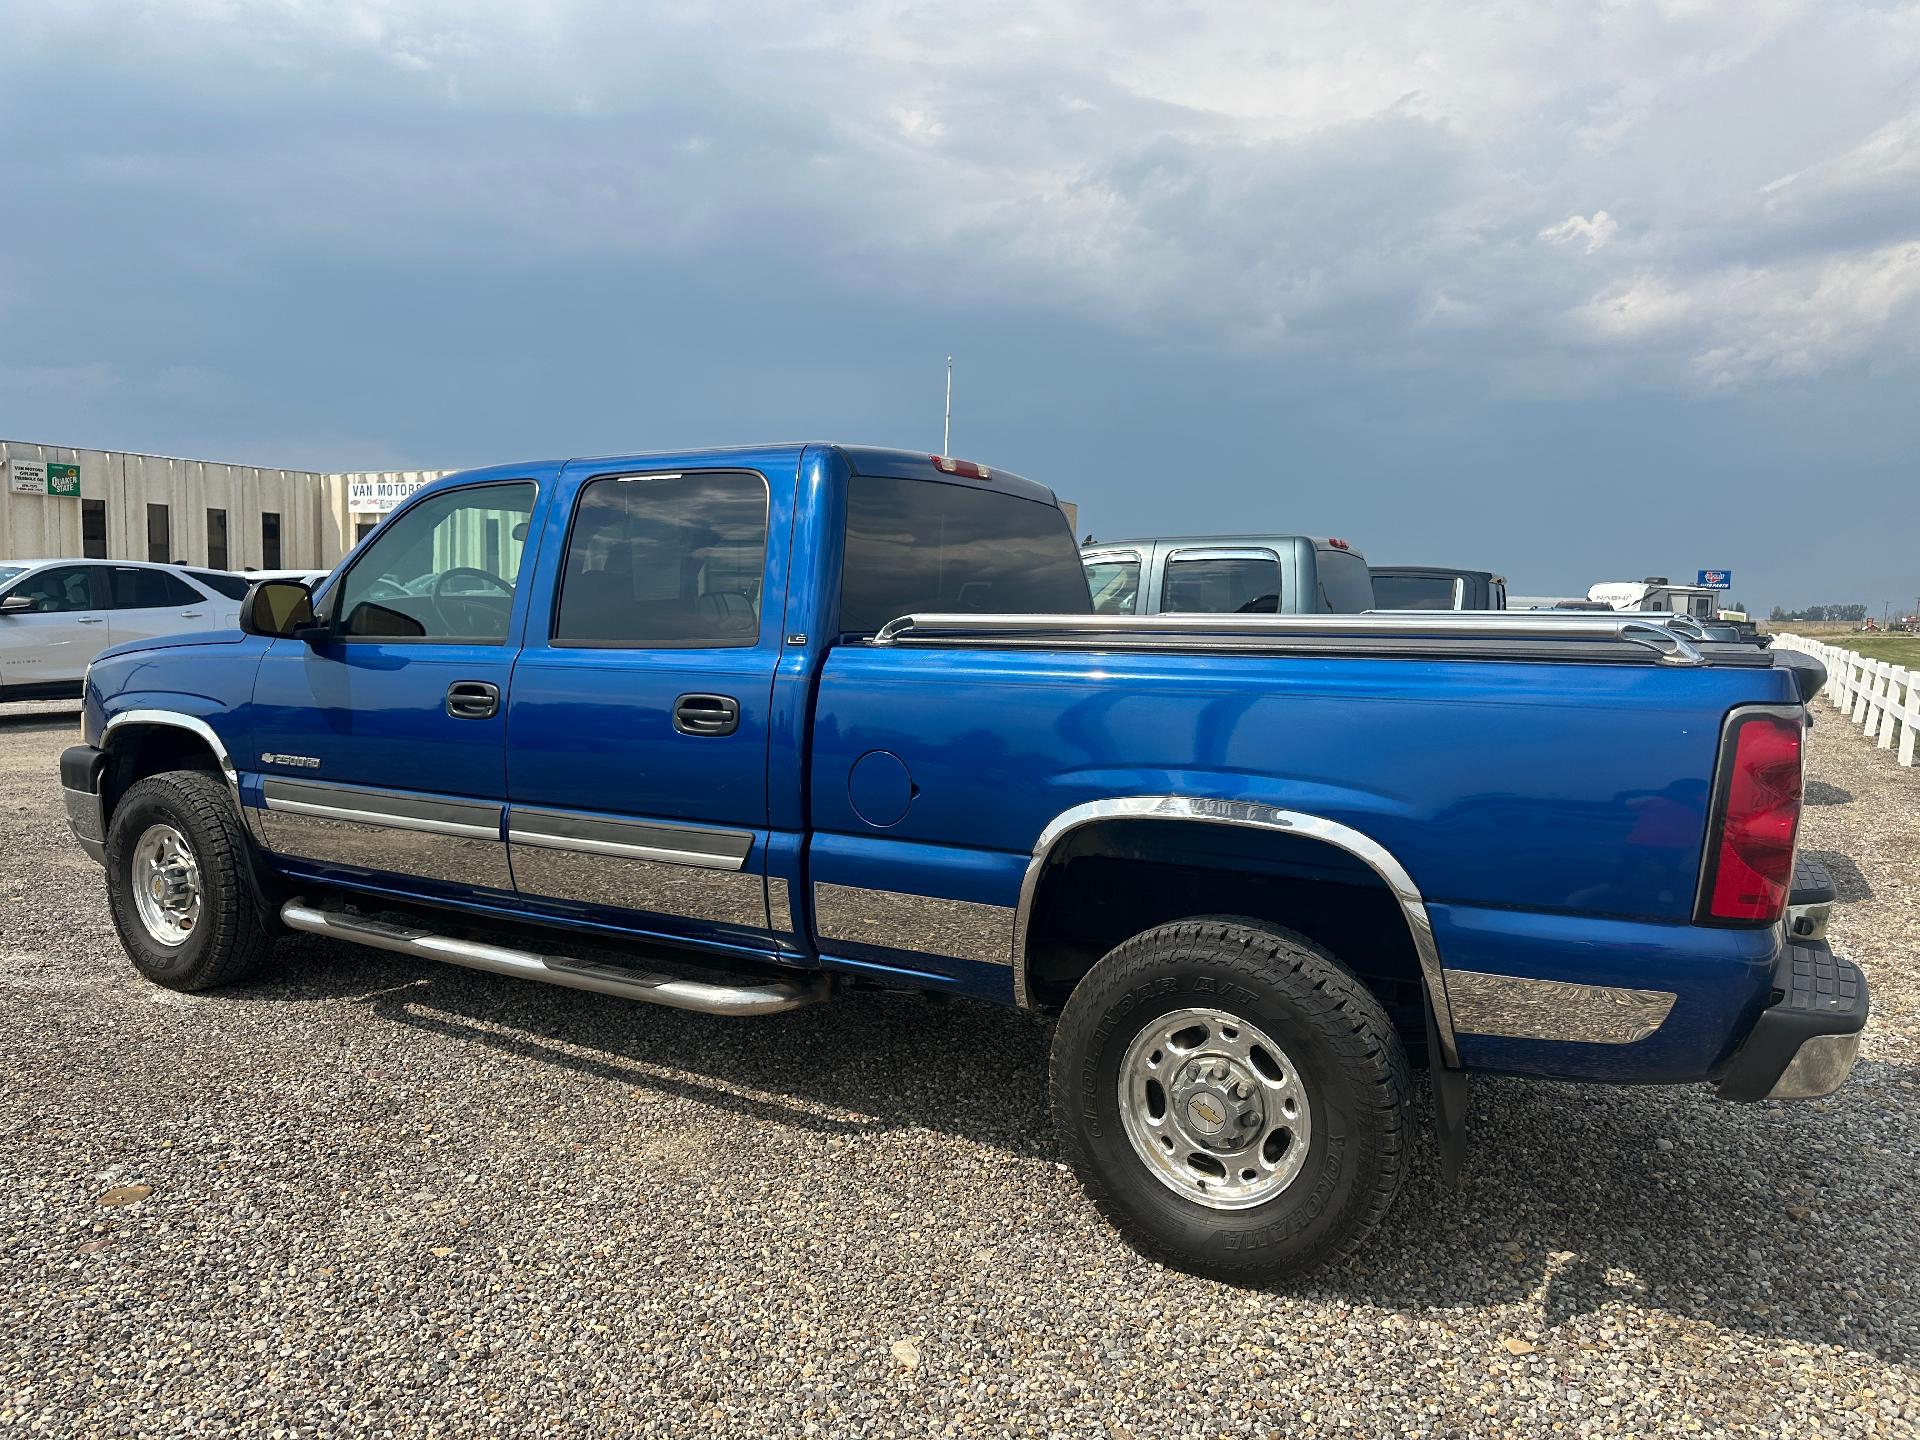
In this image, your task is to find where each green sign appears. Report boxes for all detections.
[47,462,79,498]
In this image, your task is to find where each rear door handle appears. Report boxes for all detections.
[673,693,740,736]
[446,680,501,720]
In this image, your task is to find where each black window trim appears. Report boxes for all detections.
[325,478,540,647]
[547,466,773,653]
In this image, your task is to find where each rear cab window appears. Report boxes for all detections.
[839,477,1090,635]
[1313,548,1375,613]
[1372,572,1460,610]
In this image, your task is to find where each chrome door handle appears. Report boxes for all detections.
[77,617,105,625]
[446,680,501,720]
[673,693,740,736]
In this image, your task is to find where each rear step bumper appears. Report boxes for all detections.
[1716,938,1868,1101]
[1787,854,1837,942]
[280,900,830,1017]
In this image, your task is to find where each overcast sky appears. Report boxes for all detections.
[4,0,1919,612]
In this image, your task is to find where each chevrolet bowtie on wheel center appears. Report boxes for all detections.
[62,443,1865,1283]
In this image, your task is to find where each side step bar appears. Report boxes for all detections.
[280,900,830,1017]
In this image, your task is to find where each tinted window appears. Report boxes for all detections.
[261,512,282,569]
[4,565,99,613]
[333,483,535,642]
[1371,573,1458,610]
[188,569,253,601]
[112,567,201,609]
[1163,554,1283,614]
[840,478,1090,634]
[1084,555,1142,615]
[147,504,172,564]
[1314,549,1376,613]
[81,500,108,559]
[207,509,229,571]
[553,471,768,648]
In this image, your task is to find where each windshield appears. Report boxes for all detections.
[1371,572,1459,610]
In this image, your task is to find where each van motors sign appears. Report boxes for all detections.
[8,459,80,497]
[346,475,429,514]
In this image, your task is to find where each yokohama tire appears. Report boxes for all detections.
[1050,916,1410,1282]
[105,770,274,992]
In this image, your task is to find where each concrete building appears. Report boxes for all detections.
[1,437,446,571]
[5,436,1081,570]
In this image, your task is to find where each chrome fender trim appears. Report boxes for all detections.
[1010,795,1459,1067]
[101,709,254,838]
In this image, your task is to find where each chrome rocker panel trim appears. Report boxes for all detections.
[1011,796,1461,1067]
[1445,970,1677,1046]
[814,882,1016,968]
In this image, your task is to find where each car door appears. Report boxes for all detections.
[247,476,546,902]
[104,565,217,646]
[503,459,790,951]
[0,564,110,691]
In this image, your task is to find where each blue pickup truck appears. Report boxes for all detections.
[60,444,1863,1281]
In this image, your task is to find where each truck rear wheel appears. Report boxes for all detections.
[1049,917,1409,1282]
[105,770,273,992]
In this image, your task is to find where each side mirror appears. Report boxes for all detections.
[0,594,34,615]
[240,580,316,639]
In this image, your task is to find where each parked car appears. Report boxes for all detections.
[1082,534,1374,615]
[0,559,244,701]
[62,444,1859,1282]
[1370,566,1506,611]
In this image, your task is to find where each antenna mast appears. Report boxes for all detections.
[942,356,953,457]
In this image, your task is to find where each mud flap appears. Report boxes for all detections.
[1426,996,1468,1186]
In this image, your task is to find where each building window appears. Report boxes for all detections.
[81,499,108,559]
[355,519,379,543]
[147,504,172,564]
[262,512,282,569]
[207,508,229,571]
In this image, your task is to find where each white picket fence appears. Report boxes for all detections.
[1771,633,1920,766]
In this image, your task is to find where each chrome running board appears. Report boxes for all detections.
[280,900,829,1016]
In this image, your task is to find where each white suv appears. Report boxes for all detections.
[0,560,247,701]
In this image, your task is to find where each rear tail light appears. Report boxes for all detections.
[1697,708,1804,924]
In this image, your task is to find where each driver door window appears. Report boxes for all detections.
[332,483,536,642]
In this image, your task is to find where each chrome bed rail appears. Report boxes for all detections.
[869,611,1711,667]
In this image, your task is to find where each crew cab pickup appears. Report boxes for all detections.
[61,444,1865,1281]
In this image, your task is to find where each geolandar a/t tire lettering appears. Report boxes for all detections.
[1049,916,1410,1281]
[105,770,274,992]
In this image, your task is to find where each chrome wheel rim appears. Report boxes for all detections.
[130,823,201,948]
[1117,1006,1312,1210]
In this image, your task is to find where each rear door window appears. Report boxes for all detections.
[110,567,201,609]
[1162,551,1283,614]
[839,477,1090,634]
[552,470,769,648]
[1083,553,1142,615]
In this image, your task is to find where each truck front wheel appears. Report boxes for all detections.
[105,770,274,992]
[1049,917,1410,1282]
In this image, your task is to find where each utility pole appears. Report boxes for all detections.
[942,357,953,458]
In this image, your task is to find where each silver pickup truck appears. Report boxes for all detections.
[1081,534,1375,616]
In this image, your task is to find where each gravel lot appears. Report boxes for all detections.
[2,699,1915,1438]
